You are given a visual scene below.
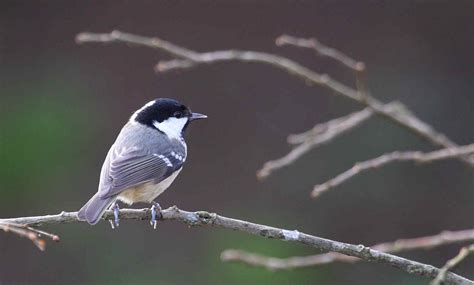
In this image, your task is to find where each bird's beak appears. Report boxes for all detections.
[190,112,207,121]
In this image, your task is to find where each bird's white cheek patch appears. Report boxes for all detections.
[153,117,188,140]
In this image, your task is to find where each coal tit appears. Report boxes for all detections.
[77,98,207,228]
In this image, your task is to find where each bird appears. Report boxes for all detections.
[77,98,207,228]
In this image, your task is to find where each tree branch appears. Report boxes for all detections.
[312,144,474,198]
[287,107,373,145]
[257,106,375,179]
[275,34,364,72]
[432,244,474,285]
[0,206,472,284]
[75,31,474,172]
[0,222,59,251]
[221,229,474,270]
[257,102,401,179]
[275,34,371,100]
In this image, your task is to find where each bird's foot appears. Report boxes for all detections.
[150,202,162,229]
[109,203,120,229]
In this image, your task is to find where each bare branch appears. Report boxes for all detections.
[75,31,473,170]
[259,97,473,181]
[275,34,369,100]
[257,102,403,179]
[288,107,371,145]
[432,244,474,285]
[0,206,472,284]
[312,144,474,198]
[221,229,474,270]
[275,34,364,72]
[77,31,352,97]
[257,107,374,179]
[0,222,59,251]
[76,30,201,61]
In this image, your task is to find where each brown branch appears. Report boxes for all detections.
[0,207,472,284]
[0,222,59,251]
[275,34,364,72]
[221,229,474,270]
[432,244,474,285]
[77,31,351,97]
[312,144,474,199]
[257,107,375,179]
[257,102,402,179]
[75,31,473,171]
[286,108,373,145]
[275,34,369,100]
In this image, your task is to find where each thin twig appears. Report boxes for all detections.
[221,229,474,270]
[257,102,402,179]
[75,31,473,170]
[258,106,374,179]
[287,107,373,145]
[275,34,363,72]
[275,34,369,100]
[432,244,474,285]
[0,206,472,284]
[0,222,59,251]
[312,144,474,199]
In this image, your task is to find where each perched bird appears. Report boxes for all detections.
[77,98,207,228]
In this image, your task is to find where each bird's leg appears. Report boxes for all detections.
[150,202,162,229]
[109,202,120,229]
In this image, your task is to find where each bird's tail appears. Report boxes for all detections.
[77,193,117,225]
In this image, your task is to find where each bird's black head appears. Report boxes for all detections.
[131,98,207,137]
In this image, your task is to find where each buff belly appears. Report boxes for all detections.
[117,169,182,204]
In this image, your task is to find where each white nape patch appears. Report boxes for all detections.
[152,117,188,140]
[130,100,156,124]
[153,154,173,167]
[282,230,300,241]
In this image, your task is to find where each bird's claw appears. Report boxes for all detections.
[109,203,120,229]
[150,202,162,229]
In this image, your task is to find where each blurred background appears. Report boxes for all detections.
[0,1,473,284]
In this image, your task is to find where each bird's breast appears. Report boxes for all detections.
[117,169,182,204]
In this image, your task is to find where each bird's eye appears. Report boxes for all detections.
[174,111,182,118]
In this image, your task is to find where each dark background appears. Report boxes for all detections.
[0,1,473,284]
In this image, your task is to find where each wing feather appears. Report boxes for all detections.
[98,146,183,199]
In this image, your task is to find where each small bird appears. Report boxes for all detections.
[77,98,207,228]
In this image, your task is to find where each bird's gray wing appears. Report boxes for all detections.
[97,146,183,199]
